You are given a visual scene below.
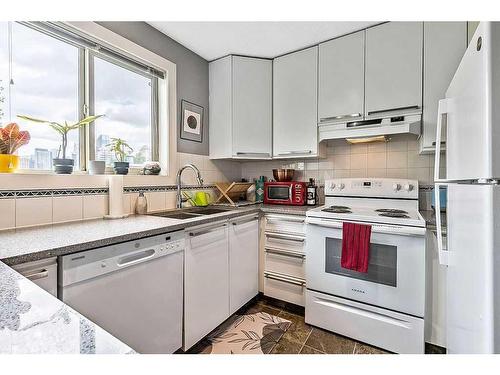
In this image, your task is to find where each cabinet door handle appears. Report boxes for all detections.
[235,152,271,157]
[264,271,305,287]
[232,216,259,226]
[276,150,312,155]
[189,223,227,237]
[265,232,305,242]
[367,105,420,116]
[24,269,49,281]
[319,113,362,122]
[265,247,306,259]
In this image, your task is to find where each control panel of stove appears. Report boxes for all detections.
[325,178,418,199]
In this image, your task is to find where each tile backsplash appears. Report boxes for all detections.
[0,152,242,230]
[0,137,440,230]
[241,135,443,186]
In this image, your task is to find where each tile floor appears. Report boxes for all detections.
[187,296,389,354]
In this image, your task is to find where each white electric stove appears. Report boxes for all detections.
[305,178,426,354]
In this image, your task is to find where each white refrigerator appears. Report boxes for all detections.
[434,21,500,354]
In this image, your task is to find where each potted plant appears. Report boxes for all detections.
[17,114,102,174]
[107,137,133,175]
[0,123,30,173]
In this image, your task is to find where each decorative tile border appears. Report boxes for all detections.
[123,184,217,193]
[0,188,109,199]
[0,185,217,199]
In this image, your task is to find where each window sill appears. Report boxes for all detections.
[8,167,166,176]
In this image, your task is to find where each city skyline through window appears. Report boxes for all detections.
[0,22,160,171]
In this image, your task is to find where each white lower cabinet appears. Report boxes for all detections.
[229,215,259,314]
[184,215,260,350]
[263,214,306,306]
[183,222,230,350]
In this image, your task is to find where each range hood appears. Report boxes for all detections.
[318,114,421,142]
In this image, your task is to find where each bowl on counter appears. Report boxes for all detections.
[272,169,295,182]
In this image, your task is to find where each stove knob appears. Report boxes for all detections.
[338,183,345,190]
[404,183,414,192]
[330,183,336,190]
[393,183,401,192]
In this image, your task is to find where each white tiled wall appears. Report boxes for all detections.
[241,135,442,186]
[0,193,110,230]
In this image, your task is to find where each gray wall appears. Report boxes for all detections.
[98,22,209,155]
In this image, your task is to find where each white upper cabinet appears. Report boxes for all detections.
[209,55,272,159]
[318,30,365,124]
[365,22,423,118]
[273,46,320,158]
[420,22,467,154]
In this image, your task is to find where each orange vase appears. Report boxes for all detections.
[0,154,20,173]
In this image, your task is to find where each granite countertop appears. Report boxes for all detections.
[0,262,134,354]
[0,206,261,266]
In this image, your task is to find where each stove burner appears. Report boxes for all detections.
[375,209,409,214]
[378,212,410,218]
[322,205,352,214]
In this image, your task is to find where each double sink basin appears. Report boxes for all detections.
[149,207,232,220]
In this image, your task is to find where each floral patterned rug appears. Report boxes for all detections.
[201,312,292,354]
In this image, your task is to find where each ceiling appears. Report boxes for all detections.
[147,22,379,61]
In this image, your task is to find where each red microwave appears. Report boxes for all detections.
[264,181,306,206]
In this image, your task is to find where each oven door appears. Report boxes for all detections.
[305,217,426,317]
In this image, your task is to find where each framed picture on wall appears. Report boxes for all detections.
[180,100,204,143]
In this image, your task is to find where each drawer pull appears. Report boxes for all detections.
[265,247,305,259]
[265,232,305,242]
[264,271,305,287]
[24,269,49,281]
[266,215,305,224]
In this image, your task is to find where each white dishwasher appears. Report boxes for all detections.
[59,231,184,354]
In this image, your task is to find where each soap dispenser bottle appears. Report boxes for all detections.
[135,191,148,214]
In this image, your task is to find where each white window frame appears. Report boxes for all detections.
[6,21,175,176]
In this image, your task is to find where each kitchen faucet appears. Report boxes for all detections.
[176,164,204,208]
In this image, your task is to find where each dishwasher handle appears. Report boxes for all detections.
[117,249,156,267]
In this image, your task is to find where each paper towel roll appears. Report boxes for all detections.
[106,175,127,219]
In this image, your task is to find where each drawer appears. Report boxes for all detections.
[263,271,306,306]
[264,247,305,279]
[265,214,305,235]
[305,290,424,353]
[264,231,305,253]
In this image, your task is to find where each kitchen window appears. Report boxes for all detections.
[0,21,164,171]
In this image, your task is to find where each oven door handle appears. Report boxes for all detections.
[313,296,412,329]
[306,218,426,236]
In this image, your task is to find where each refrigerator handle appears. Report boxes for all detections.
[434,182,449,266]
[434,99,449,182]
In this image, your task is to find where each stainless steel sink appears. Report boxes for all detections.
[149,207,231,220]
[187,207,231,215]
[150,212,200,220]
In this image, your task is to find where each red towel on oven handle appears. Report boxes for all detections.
[341,222,372,273]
